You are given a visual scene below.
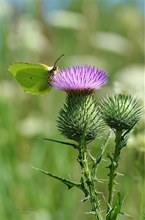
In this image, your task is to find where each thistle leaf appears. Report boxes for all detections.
[109,192,122,220]
[32,166,88,195]
[43,137,79,149]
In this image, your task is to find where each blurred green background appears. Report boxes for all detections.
[0,0,144,219]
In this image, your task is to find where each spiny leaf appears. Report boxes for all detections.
[43,137,79,149]
[91,131,111,177]
[109,192,122,220]
[32,166,89,195]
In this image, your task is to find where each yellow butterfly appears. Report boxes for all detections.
[8,54,64,95]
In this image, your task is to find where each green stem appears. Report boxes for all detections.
[106,131,122,220]
[92,131,111,179]
[78,141,102,220]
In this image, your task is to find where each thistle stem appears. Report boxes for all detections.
[78,141,102,220]
[106,131,122,220]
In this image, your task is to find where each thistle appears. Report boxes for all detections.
[8,56,143,220]
[100,93,142,219]
[49,65,108,220]
[100,94,142,133]
[51,65,108,143]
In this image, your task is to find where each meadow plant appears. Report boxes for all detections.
[40,65,141,220]
[8,63,142,220]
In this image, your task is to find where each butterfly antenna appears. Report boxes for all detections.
[54,54,64,67]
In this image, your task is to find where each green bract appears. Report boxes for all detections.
[58,91,104,143]
[100,94,142,132]
[8,63,52,95]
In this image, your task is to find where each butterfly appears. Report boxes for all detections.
[8,54,64,95]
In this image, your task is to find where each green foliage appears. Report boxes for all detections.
[108,193,122,220]
[32,166,83,190]
[0,0,144,219]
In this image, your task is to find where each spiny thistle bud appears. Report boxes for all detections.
[100,94,142,132]
[58,91,104,142]
[50,65,108,143]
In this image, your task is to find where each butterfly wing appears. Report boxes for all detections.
[8,63,51,95]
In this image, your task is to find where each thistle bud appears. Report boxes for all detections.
[100,94,142,132]
[57,91,104,143]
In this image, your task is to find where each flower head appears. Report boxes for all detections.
[100,94,142,132]
[50,65,107,90]
[58,91,104,143]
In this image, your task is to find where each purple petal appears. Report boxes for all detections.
[50,65,108,90]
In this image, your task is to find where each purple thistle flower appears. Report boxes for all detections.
[50,65,108,90]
